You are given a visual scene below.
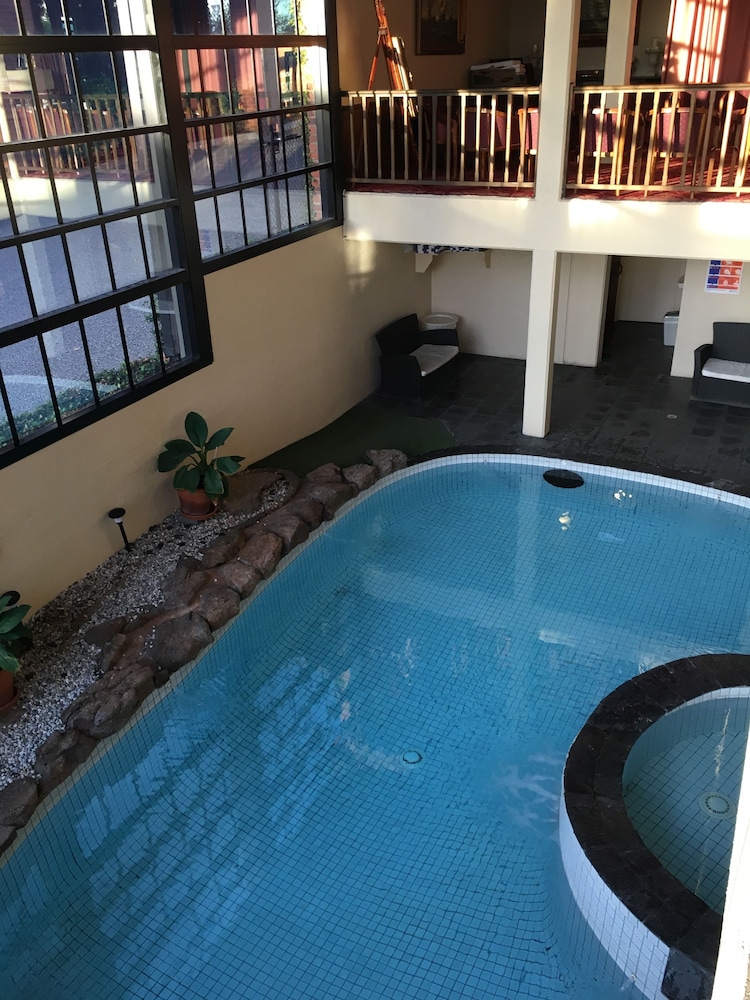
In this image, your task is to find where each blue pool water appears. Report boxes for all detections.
[3,457,750,1000]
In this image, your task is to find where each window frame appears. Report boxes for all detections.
[0,0,342,469]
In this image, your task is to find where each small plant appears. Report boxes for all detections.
[0,592,31,674]
[157,411,244,498]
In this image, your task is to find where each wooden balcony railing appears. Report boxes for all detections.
[567,84,750,198]
[342,89,541,190]
[342,84,750,201]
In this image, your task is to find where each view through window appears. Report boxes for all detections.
[0,0,336,465]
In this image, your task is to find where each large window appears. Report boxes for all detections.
[0,0,337,465]
[173,0,335,263]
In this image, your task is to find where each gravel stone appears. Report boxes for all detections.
[0,477,291,788]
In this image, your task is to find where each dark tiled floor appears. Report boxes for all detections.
[374,321,750,497]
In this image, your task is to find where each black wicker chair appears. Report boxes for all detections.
[375,313,459,398]
[692,321,750,407]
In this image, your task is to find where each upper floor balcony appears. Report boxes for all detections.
[342,83,750,203]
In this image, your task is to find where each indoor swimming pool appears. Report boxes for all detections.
[2,456,750,1000]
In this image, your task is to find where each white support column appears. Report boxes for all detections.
[603,0,638,86]
[523,249,559,438]
[534,0,581,202]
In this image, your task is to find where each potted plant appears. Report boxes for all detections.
[158,411,244,521]
[0,591,31,711]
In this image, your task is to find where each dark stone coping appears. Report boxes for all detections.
[563,653,750,1000]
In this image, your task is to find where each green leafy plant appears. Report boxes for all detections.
[0,593,31,674]
[157,411,244,498]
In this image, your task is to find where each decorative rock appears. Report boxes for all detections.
[259,511,310,553]
[237,531,283,578]
[283,497,325,529]
[365,448,408,477]
[150,613,214,673]
[0,777,39,828]
[98,632,131,672]
[84,616,128,648]
[222,467,286,515]
[305,462,342,483]
[296,481,355,519]
[123,609,165,634]
[153,669,171,689]
[211,561,262,599]
[342,463,378,494]
[200,531,244,569]
[0,825,16,855]
[63,664,155,739]
[35,729,98,797]
[165,555,203,587]
[194,586,241,630]
[162,567,210,612]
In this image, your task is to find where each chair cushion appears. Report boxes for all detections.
[701,358,750,383]
[410,343,459,376]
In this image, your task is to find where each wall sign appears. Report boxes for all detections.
[706,260,743,294]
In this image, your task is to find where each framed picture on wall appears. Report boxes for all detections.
[416,0,467,56]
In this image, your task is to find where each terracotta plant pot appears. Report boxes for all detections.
[0,670,19,712]
[176,488,218,522]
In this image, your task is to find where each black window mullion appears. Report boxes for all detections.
[0,270,189,347]
[13,0,28,35]
[272,40,284,118]
[149,294,168,376]
[212,196,225,255]
[86,143,117,289]
[101,0,113,37]
[0,367,20,447]
[171,34,326,48]
[113,303,135,389]
[121,131,141,206]
[58,0,72,36]
[110,47,129,130]
[76,317,103,405]
[41,145,64,226]
[36,332,64,428]
[66,49,88,134]
[135,213,152,278]
[0,36,158,55]
[0,155,20,237]
[283,178,292,230]
[0,194,180,251]
[151,0,212,363]
[0,121,168,155]
[16,240,40,320]
[24,49,48,141]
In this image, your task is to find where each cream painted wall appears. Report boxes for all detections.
[671,259,750,378]
[554,254,609,366]
[615,256,685,321]
[336,0,508,92]
[1,230,430,610]
[424,249,606,365]
[428,249,531,357]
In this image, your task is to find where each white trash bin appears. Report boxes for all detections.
[421,312,459,333]
[663,311,679,347]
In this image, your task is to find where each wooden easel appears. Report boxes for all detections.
[368,0,413,95]
[362,0,418,177]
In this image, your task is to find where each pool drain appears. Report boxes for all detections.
[698,791,736,819]
[543,469,584,489]
[402,750,423,765]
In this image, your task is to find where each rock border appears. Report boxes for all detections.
[0,449,407,857]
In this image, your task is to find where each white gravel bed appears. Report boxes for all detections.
[0,480,290,788]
